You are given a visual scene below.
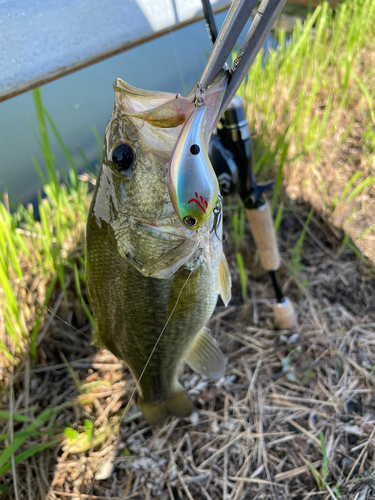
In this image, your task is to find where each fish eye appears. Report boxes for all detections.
[112,143,135,175]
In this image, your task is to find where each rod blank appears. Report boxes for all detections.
[199,0,259,90]
[216,0,287,123]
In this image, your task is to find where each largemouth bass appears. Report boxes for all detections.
[86,71,231,424]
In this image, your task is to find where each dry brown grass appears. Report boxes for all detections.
[1,198,375,500]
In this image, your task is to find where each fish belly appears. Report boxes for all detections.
[86,220,220,407]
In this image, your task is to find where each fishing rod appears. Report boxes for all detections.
[201,0,296,329]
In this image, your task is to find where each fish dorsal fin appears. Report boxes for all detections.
[114,78,177,112]
[126,98,195,128]
[184,328,225,380]
[113,78,195,128]
[219,251,232,307]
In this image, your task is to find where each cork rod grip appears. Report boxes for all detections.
[246,202,280,271]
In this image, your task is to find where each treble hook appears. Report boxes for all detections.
[210,195,226,242]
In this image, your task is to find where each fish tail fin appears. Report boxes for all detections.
[139,388,193,425]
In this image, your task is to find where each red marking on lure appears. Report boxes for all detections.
[188,192,207,214]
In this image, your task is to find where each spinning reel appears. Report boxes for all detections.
[209,66,296,329]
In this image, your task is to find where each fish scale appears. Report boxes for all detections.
[87,216,221,401]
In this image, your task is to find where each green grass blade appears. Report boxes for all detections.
[351,70,375,124]
[32,88,58,194]
[77,146,98,175]
[0,408,59,470]
[236,253,247,301]
[0,440,59,476]
[73,266,96,329]
[272,140,289,213]
[44,107,79,189]
[30,156,46,185]
[292,208,314,260]
[320,432,329,482]
[307,460,323,490]
[92,126,103,149]
[0,411,29,422]
[347,175,375,202]
[30,275,58,362]
[274,201,284,235]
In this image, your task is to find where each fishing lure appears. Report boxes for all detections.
[168,89,219,230]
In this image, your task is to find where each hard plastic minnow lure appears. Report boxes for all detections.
[168,97,219,230]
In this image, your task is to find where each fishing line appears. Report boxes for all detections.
[4,246,197,419]
[4,237,201,425]
[119,249,203,422]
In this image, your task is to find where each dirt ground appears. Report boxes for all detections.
[6,195,375,500]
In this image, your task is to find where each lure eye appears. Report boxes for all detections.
[190,144,200,155]
[183,216,198,228]
[112,144,135,175]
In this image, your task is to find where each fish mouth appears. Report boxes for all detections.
[132,215,200,241]
[117,215,201,279]
[115,214,213,279]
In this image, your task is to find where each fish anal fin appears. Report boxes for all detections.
[139,388,193,425]
[219,251,232,307]
[185,328,225,380]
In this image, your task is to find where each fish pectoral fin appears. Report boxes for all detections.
[219,251,232,307]
[139,387,193,425]
[185,328,225,380]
